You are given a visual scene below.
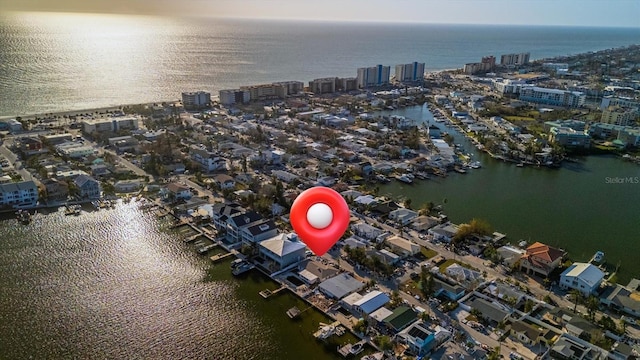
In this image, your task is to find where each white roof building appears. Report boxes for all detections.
[318,273,365,299]
[560,262,605,296]
[353,291,390,315]
[259,233,307,271]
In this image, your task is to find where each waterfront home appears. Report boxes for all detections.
[114,179,143,193]
[0,180,38,209]
[353,195,378,208]
[42,179,69,202]
[297,260,339,285]
[164,182,192,201]
[428,223,460,243]
[226,211,263,243]
[240,219,278,246]
[433,278,466,301]
[258,233,307,271]
[599,280,640,318]
[385,235,420,257]
[559,262,605,296]
[445,263,483,285]
[213,174,235,190]
[342,290,390,316]
[519,242,565,277]
[468,298,510,325]
[318,273,365,300]
[383,306,419,332]
[411,216,439,232]
[211,203,243,230]
[396,321,436,357]
[497,245,526,267]
[73,175,101,200]
[389,208,418,226]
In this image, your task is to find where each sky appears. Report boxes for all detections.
[1,0,639,28]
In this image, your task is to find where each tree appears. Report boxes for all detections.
[570,289,582,313]
[585,295,600,321]
[374,335,393,352]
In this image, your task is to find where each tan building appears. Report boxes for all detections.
[601,106,638,126]
[519,242,565,277]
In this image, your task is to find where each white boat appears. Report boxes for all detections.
[470,161,481,169]
[395,174,413,184]
[593,251,605,263]
[350,342,364,355]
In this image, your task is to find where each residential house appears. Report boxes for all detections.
[226,211,263,243]
[297,260,340,285]
[271,170,298,183]
[385,235,420,257]
[190,147,227,172]
[519,242,565,277]
[445,263,483,285]
[351,222,385,241]
[389,207,418,225]
[600,281,640,318]
[497,246,526,267]
[0,180,39,208]
[428,223,460,243]
[433,278,466,301]
[560,262,605,296]
[90,164,110,177]
[318,273,365,300]
[549,333,609,360]
[240,219,278,246]
[165,182,192,201]
[397,321,436,357]
[342,290,391,316]
[468,297,510,325]
[213,174,236,190]
[211,203,243,230]
[114,179,143,193]
[259,233,307,271]
[42,179,69,202]
[383,306,418,332]
[509,320,547,346]
[411,215,439,232]
[74,175,101,200]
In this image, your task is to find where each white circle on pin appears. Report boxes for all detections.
[307,203,333,229]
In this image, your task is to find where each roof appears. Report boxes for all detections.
[469,298,509,323]
[259,237,306,257]
[370,307,394,323]
[167,182,189,193]
[385,236,420,253]
[342,292,364,307]
[229,211,262,227]
[244,219,277,236]
[524,242,565,262]
[213,174,234,183]
[561,263,605,288]
[0,180,37,193]
[383,306,418,331]
[511,321,543,341]
[318,273,365,299]
[354,291,390,314]
[74,174,98,187]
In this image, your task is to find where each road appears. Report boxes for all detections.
[0,144,33,181]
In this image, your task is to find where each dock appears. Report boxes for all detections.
[259,285,287,299]
[184,234,203,243]
[210,252,234,263]
[197,243,218,254]
[313,320,342,340]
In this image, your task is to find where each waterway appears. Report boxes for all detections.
[377,104,640,284]
[0,203,366,359]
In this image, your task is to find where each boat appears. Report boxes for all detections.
[470,161,481,169]
[415,171,430,180]
[516,162,524,167]
[231,261,255,276]
[592,251,605,264]
[375,174,390,183]
[64,205,81,216]
[197,244,217,254]
[361,352,384,360]
[454,167,467,174]
[395,174,413,184]
[349,342,364,355]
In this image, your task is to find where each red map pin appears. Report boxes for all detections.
[290,187,350,256]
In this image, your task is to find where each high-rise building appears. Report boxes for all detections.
[309,78,337,94]
[219,89,251,106]
[500,52,530,66]
[181,91,211,110]
[356,65,390,88]
[395,62,425,82]
[519,87,585,108]
[601,106,638,126]
[463,56,495,74]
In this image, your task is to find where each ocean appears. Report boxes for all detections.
[1,12,640,117]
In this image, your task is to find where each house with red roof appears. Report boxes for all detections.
[519,242,566,277]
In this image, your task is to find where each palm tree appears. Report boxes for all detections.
[570,289,582,313]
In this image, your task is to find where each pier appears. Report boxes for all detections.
[337,340,366,357]
[259,285,287,298]
[210,252,234,263]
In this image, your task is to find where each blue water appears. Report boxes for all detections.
[1,12,639,117]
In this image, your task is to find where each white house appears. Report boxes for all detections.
[190,147,227,172]
[389,207,418,225]
[0,180,38,208]
[213,174,236,190]
[259,233,307,270]
[560,262,605,296]
[385,235,420,257]
[114,179,143,193]
[165,183,192,201]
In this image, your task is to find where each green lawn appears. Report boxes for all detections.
[421,247,438,259]
[504,116,536,122]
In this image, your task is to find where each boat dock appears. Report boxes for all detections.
[313,320,342,339]
[197,243,218,254]
[210,252,234,263]
[259,285,287,298]
[337,339,366,357]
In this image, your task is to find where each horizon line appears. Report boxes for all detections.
[4,10,640,29]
